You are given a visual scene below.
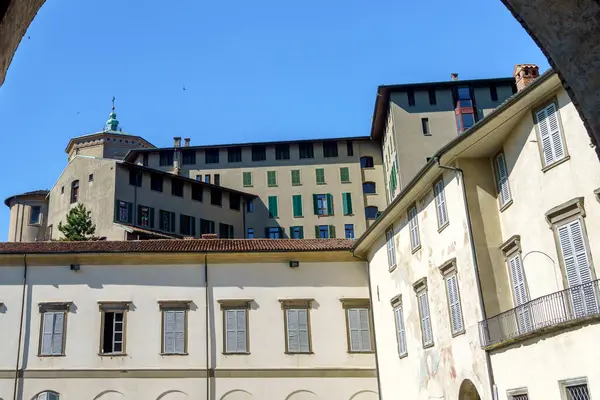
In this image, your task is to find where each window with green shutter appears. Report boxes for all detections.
[267,171,277,187]
[340,167,350,183]
[290,226,304,239]
[242,172,252,187]
[315,168,326,184]
[342,193,353,215]
[291,170,301,186]
[268,196,278,218]
[326,193,334,215]
[292,195,303,217]
[328,225,336,238]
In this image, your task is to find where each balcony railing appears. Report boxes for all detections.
[479,279,600,348]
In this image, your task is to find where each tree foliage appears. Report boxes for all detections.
[57,203,97,241]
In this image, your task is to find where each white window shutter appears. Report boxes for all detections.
[236,310,247,353]
[419,292,433,345]
[174,311,185,354]
[394,306,407,355]
[508,254,533,332]
[225,309,237,353]
[434,180,448,226]
[286,309,299,352]
[297,309,309,352]
[163,311,176,354]
[358,308,372,351]
[52,312,64,354]
[409,207,420,249]
[446,275,463,333]
[495,153,511,207]
[41,312,54,355]
[537,103,565,166]
[348,309,361,351]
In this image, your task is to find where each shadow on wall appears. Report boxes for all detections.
[157,390,188,399]
[219,389,252,400]
[285,390,318,400]
[92,390,125,399]
[349,391,379,400]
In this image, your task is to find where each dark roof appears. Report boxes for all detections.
[114,223,179,239]
[370,76,515,141]
[123,136,371,162]
[4,190,49,207]
[0,239,355,254]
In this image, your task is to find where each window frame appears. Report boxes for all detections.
[363,181,376,194]
[210,188,222,207]
[159,151,174,166]
[251,145,267,162]
[150,173,163,192]
[181,149,196,165]
[360,156,374,168]
[158,301,191,355]
[408,204,421,252]
[428,88,437,105]
[242,171,253,187]
[38,302,70,357]
[298,142,314,159]
[70,180,79,204]
[228,147,242,163]
[506,388,529,400]
[205,148,220,164]
[35,391,60,400]
[98,302,131,356]
[414,278,434,348]
[365,206,378,220]
[275,144,290,160]
[433,178,449,231]
[279,299,313,354]
[171,178,184,197]
[390,295,407,358]
[439,259,465,336]
[315,168,326,185]
[267,170,277,187]
[533,98,570,171]
[493,151,513,211]
[386,227,396,270]
[322,141,338,158]
[340,299,373,353]
[558,377,591,400]
[340,167,350,183]
[346,141,354,156]
[421,118,430,135]
[218,299,252,355]
[344,224,354,239]
[291,169,301,186]
[29,205,42,226]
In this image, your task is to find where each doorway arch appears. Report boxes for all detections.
[458,379,481,400]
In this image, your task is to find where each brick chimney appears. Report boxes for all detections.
[184,138,190,147]
[514,64,540,91]
[451,73,459,81]
[173,137,181,147]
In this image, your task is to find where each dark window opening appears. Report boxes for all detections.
[205,175,211,184]
[171,179,184,197]
[421,118,430,135]
[159,210,175,232]
[318,225,329,239]
[363,182,376,194]
[70,180,79,203]
[365,206,379,220]
[89,174,94,182]
[457,87,472,107]
[159,151,174,166]
[266,227,281,239]
[462,113,475,130]
[229,193,241,210]
[180,214,195,236]
[490,85,498,101]
[138,206,151,227]
[182,150,196,165]
[151,174,163,192]
[299,143,314,159]
[228,147,242,163]
[200,219,215,234]
[323,141,338,158]
[407,89,415,106]
[205,148,220,164]
[29,206,41,225]
[252,145,266,161]
[428,88,437,105]
[275,144,290,160]
[214,174,220,186]
[219,223,234,239]
[142,153,149,166]
[192,184,203,202]
[346,141,354,157]
[211,188,222,206]
[247,228,254,238]
[345,224,355,239]
[196,174,201,181]
[101,312,124,354]
[129,169,142,187]
[360,156,374,168]
[247,199,253,213]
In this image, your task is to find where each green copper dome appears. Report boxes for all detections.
[104,97,120,131]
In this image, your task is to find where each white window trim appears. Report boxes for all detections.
[433,178,449,230]
[534,100,569,171]
[413,278,433,348]
[494,152,512,210]
[346,307,373,353]
[391,295,408,358]
[408,205,421,252]
[386,227,397,271]
[558,377,590,400]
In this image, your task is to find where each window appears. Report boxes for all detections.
[39,304,68,356]
[268,196,278,218]
[115,200,132,223]
[252,145,266,161]
[88,174,94,182]
[180,214,196,236]
[151,174,163,192]
[563,382,590,400]
[275,144,290,160]
[345,224,354,239]
[200,219,216,234]
[323,141,338,157]
[171,179,184,197]
[341,300,372,353]
[508,250,532,333]
[363,182,376,194]
[246,199,253,213]
[313,194,332,216]
[291,169,301,186]
[440,260,464,335]
[299,142,314,159]
[247,228,254,238]
[137,205,153,227]
[142,153,149,166]
[342,193,353,216]
[415,282,433,347]
[508,391,529,400]
[196,174,202,181]
[407,89,415,106]
[281,300,312,353]
[315,225,335,238]
[457,87,472,107]
[29,206,42,225]
[205,175,211,184]
[159,210,176,232]
[340,167,350,183]
[230,193,241,210]
[61,186,64,194]
[292,195,303,217]
[35,391,60,400]
[421,118,430,135]
[315,168,326,184]
[160,305,188,355]
[360,156,374,168]
[211,188,222,206]
[205,148,220,164]
[428,88,437,105]
[434,178,449,229]
[129,169,142,187]
[214,174,220,186]
[220,300,250,354]
[266,227,282,239]
[192,184,203,202]
[461,113,475,129]
[219,223,234,239]
[408,205,420,251]
[70,180,79,203]
[267,171,277,187]
[228,147,242,163]
[290,226,304,239]
[346,141,354,156]
[99,302,129,355]
[365,206,378,220]
[386,228,396,269]
[490,85,498,101]
[392,299,407,357]
[159,151,174,166]
[181,150,196,165]
[494,153,512,208]
[535,102,567,168]
[242,171,252,187]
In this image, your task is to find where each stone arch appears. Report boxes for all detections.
[458,379,481,400]
[157,390,188,400]
[285,390,318,400]
[92,390,124,400]
[219,389,253,400]
[349,390,378,400]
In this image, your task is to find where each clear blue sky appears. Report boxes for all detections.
[0,0,549,240]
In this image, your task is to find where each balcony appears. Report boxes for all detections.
[479,279,600,348]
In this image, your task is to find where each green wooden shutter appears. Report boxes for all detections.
[291,170,301,185]
[315,225,320,238]
[149,207,154,228]
[268,196,278,218]
[298,226,304,239]
[340,167,350,183]
[267,171,277,187]
[292,195,302,217]
[342,193,353,215]
[329,225,336,238]
[326,194,333,215]
[127,202,133,223]
[316,168,325,184]
[313,194,319,215]
[242,172,252,187]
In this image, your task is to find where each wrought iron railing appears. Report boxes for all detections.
[479,279,600,347]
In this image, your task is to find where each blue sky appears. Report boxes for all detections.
[0,0,549,240]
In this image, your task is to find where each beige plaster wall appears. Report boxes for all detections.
[6,197,48,242]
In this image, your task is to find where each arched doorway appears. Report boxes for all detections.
[458,380,481,400]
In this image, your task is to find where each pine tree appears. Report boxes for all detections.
[57,203,97,241]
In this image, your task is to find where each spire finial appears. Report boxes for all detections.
[105,96,120,131]
[111,96,116,111]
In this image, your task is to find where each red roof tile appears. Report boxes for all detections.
[0,239,355,254]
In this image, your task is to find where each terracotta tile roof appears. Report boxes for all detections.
[0,239,355,254]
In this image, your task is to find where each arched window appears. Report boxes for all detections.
[360,156,374,168]
[365,206,379,220]
[70,180,79,204]
[34,392,59,400]
[363,182,376,194]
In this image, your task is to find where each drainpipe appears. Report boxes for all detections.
[19,203,25,242]
[434,157,497,400]
[204,253,210,399]
[13,254,28,400]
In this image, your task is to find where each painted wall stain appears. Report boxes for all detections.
[419,349,441,388]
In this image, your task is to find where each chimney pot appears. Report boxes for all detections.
[173,137,181,147]
[184,138,190,147]
[451,73,459,81]
[514,64,540,91]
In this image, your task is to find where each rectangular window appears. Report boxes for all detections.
[275,144,290,160]
[323,141,338,158]
[247,228,254,238]
[417,289,433,347]
[137,205,153,228]
[161,307,187,355]
[229,193,240,211]
[211,188,222,206]
[407,89,415,106]
[292,195,303,217]
[200,219,216,234]
[507,251,532,333]
[192,185,203,202]
[536,102,566,168]
[129,169,142,187]
[252,145,266,161]
[100,307,127,355]
[29,206,41,225]
[290,226,304,239]
[205,148,220,164]
[179,214,196,236]
[316,225,329,238]
[494,153,512,208]
[228,147,242,163]
[509,393,529,400]
[39,310,66,356]
[360,156,374,168]
[444,271,464,335]
[564,383,590,400]
[462,113,475,129]
[89,173,94,182]
[242,171,252,187]
[342,193,353,215]
[70,180,79,203]
[340,167,350,183]
[386,228,396,269]
[266,227,282,239]
[181,150,196,165]
[345,224,354,239]
[268,196,278,218]
[205,175,211,184]
[219,223,234,239]
[284,307,311,353]
[291,169,301,186]
[142,153,149,166]
[394,304,407,357]
[457,87,472,106]
[346,141,354,156]
[159,151,174,166]
[434,179,449,229]
[408,205,420,251]
[171,179,184,197]
[346,308,372,352]
[428,88,437,105]
[315,168,326,184]
[223,306,248,354]
[313,194,332,216]
[214,174,220,186]
[196,174,202,181]
[299,143,314,159]
[246,199,253,213]
[421,118,430,135]
[159,210,175,232]
[490,85,498,101]
[115,200,132,223]
[267,171,277,187]
[151,174,163,192]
